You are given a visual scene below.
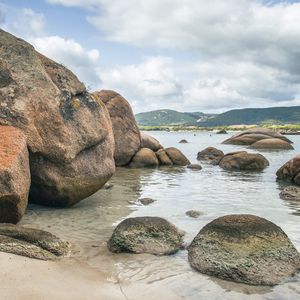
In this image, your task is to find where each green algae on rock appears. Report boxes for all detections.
[108,217,184,255]
[188,214,300,286]
[0,224,70,260]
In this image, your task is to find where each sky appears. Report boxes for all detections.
[1,0,300,113]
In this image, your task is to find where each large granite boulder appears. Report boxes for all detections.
[197,147,224,165]
[219,151,269,171]
[0,224,70,260]
[165,147,190,166]
[141,133,163,152]
[93,90,141,166]
[188,214,300,285]
[0,126,30,223]
[250,138,294,150]
[129,148,159,168]
[222,128,292,145]
[108,217,184,255]
[0,29,115,207]
[276,155,300,185]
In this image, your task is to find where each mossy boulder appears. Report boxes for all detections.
[188,214,300,286]
[108,217,184,255]
[0,224,70,260]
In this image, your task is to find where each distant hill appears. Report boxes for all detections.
[135,106,300,127]
[135,109,214,126]
[198,106,300,127]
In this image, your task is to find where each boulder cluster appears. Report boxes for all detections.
[222,128,293,150]
[197,147,269,171]
[0,29,190,224]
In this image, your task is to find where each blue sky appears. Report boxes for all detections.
[1,0,300,113]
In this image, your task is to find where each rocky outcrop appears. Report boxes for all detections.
[219,151,269,171]
[155,149,173,166]
[185,210,202,218]
[197,147,224,165]
[93,90,141,166]
[0,126,30,223]
[188,214,300,286]
[0,29,115,207]
[276,155,300,185]
[250,138,294,150]
[222,128,292,146]
[0,224,70,260]
[141,133,162,152]
[280,186,300,200]
[165,147,191,166]
[108,217,184,255]
[129,148,159,168]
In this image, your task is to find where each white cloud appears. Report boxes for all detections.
[32,36,101,88]
[5,8,45,38]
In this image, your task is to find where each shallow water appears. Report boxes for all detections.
[21,131,300,299]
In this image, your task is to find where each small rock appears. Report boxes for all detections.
[186,210,202,218]
[108,217,184,255]
[280,186,300,200]
[216,129,227,134]
[139,198,156,205]
[187,164,202,170]
[103,182,114,190]
[179,139,188,143]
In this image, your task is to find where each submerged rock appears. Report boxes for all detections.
[165,147,191,166]
[179,139,188,143]
[187,164,202,170]
[188,214,300,286]
[0,224,70,260]
[197,147,224,165]
[276,155,300,185]
[93,90,141,166]
[108,217,184,255]
[250,138,294,150]
[0,29,115,207]
[185,210,202,218]
[222,128,292,145]
[280,186,300,200]
[0,126,30,223]
[141,133,163,152]
[219,151,269,171]
[129,148,159,168]
[139,198,156,205]
[156,149,173,166]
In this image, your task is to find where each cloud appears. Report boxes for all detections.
[5,8,46,38]
[32,36,101,88]
[99,56,183,111]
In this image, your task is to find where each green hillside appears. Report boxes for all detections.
[135,109,206,126]
[198,106,300,127]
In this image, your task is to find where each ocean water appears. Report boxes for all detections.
[21,131,300,299]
